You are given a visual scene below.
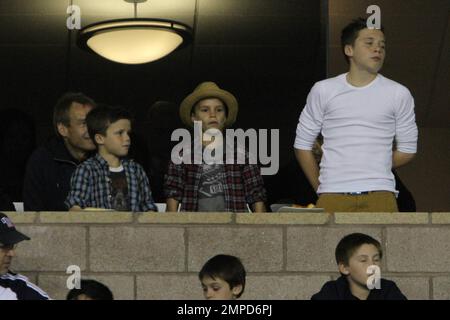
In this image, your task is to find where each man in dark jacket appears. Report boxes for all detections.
[311,233,407,300]
[23,92,96,211]
[0,212,50,299]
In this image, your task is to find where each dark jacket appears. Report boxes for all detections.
[23,137,83,211]
[0,271,50,300]
[311,275,407,300]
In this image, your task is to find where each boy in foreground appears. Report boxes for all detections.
[199,254,246,300]
[311,233,406,300]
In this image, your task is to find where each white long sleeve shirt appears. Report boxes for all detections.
[294,73,418,194]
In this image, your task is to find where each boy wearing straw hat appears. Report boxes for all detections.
[164,82,266,212]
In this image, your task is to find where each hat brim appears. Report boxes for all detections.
[180,89,238,128]
[0,230,30,246]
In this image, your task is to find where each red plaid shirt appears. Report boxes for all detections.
[164,161,267,212]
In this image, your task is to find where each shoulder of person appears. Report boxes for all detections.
[28,145,52,162]
[311,279,339,300]
[378,74,412,97]
[0,272,49,300]
[313,74,345,91]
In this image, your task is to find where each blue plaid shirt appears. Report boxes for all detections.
[65,153,157,212]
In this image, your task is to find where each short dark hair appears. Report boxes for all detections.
[341,17,385,64]
[335,233,382,266]
[86,105,132,145]
[199,254,246,298]
[53,92,96,135]
[66,279,113,300]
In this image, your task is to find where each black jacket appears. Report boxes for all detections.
[0,271,49,300]
[311,275,407,300]
[23,137,82,211]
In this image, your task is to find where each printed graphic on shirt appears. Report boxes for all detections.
[109,166,130,211]
[198,164,225,212]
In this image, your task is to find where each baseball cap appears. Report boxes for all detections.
[0,212,30,246]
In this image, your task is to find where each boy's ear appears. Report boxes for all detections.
[57,123,68,138]
[344,44,354,59]
[94,133,105,145]
[338,263,350,275]
[231,284,243,298]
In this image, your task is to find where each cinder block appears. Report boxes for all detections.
[39,212,133,223]
[5,212,37,224]
[433,277,450,300]
[334,212,429,224]
[286,227,382,272]
[37,275,74,300]
[387,276,430,300]
[432,213,450,224]
[137,274,202,300]
[188,227,283,272]
[138,212,232,224]
[13,226,86,271]
[236,213,330,225]
[38,274,134,300]
[89,227,185,272]
[245,275,331,300]
[386,227,450,272]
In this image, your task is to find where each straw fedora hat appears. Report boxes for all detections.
[179,81,238,128]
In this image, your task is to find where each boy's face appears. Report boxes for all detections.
[58,102,96,152]
[339,243,381,290]
[345,28,385,74]
[201,276,242,300]
[191,98,227,132]
[95,119,131,158]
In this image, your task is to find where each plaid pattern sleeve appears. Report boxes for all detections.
[65,163,92,209]
[164,162,202,211]
[133,162,157,212]
[242,164,267,205]
[164,162,185,202]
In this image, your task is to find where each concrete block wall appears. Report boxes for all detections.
[5,212,450,300]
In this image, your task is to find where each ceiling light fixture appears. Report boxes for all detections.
[76,0,193,64]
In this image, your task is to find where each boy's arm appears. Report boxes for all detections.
[293,83,324,192]
[392,150,415,169]
[64,165,90,210]
[164,162,184,212]
[166,198,179,212]
[393,86,418,168]
[295,149,320,192]
[242,164,267,211]
[135,163,157,212]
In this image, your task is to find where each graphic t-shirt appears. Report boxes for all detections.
[109,165,130,211]
[197,163,225,212]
